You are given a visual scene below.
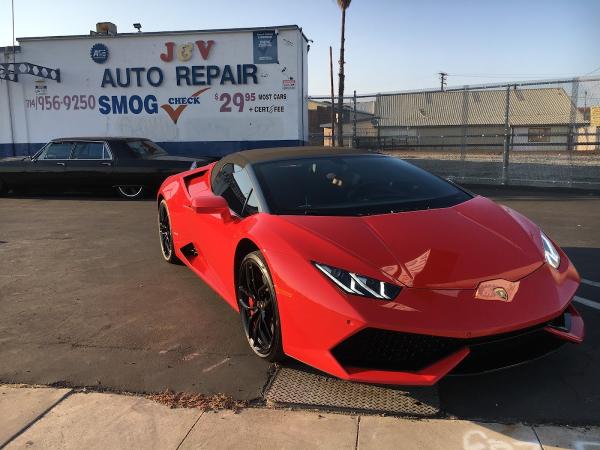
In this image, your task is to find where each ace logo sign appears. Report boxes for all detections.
[90,43,109,64]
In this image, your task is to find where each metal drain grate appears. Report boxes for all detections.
[264,367,440,417]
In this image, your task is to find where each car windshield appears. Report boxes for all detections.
[252,155,472,216]
[124,140,169,159]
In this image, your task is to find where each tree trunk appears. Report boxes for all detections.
[337,7,346,147]
[329,46,335,147]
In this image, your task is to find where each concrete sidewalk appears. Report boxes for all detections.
[1,385,599,450]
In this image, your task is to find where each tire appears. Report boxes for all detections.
[116,185,144,200]
[158,200,180,264]
[0,178,7,195]
[237,251,284,362]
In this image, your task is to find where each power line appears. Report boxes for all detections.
[449,67,600,79]
[450,73,577,78]
[585,65,600,76]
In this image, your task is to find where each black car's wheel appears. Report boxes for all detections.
[237,251,284,361]
[116,185,144,200]
[158,200,180,264]
[0,178,7,195]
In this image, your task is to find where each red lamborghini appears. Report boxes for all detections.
[157,147,584,385]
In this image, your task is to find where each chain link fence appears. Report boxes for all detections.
[309,77,600,189]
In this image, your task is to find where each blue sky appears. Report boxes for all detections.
[1,0,599,94]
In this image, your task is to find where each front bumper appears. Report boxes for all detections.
[333,304,583,384]
[267,248,583,386]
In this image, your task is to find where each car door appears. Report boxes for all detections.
[65,141,114,191]
[27,141,72,191]
[114,139,191,191]
[188,163,260,298]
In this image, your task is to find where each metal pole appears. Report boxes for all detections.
[352,90,357,148]
[9,0,16,155]
[502,85,511,185]
[439,72,447,91]
[460,87,469,180]
[11,0,15,58]
[329,46,335,147]
[567,79,580,187]
[337,6,346,148]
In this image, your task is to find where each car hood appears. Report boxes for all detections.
[280,196,544,289]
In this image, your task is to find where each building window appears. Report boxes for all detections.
[528,127,551,143]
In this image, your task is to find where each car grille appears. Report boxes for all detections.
[331,321,564,374]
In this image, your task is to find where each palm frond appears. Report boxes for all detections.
[336,0,351,10]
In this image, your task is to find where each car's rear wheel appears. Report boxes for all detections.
[0,178,7,195]
[237,251,284,362]
[116,185,144,200]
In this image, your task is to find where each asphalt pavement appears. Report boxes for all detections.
[0,186,599,425]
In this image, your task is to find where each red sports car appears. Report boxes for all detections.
[157,147,584,385]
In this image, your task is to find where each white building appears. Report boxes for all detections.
[0,24,309,157]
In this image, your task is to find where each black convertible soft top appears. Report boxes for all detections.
[209,146,381,190]
[233,146,373,164]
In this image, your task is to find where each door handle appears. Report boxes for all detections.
[56,162,65,166]
[101,162,112,166]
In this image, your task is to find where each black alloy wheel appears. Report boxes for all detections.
[237,251,284,361]
[117,185,144,200]
[158,200,180,264]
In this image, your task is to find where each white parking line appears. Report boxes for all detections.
[574,296,600,311]
[202,357,230,373]
[581,278,600,289]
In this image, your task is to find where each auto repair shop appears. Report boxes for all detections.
[0,23,309,157]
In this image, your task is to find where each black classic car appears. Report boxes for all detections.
[0,137,216,199]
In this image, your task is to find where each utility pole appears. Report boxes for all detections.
[329,46,335,147]
[501,84,512,185]
[439,72,447,91]
[352,90,357,148]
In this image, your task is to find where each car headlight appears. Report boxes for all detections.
[190,160,198,170]
[541,232,560,269]
[313,262,401,300]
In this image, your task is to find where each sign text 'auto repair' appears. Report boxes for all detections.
[98,40,259,118]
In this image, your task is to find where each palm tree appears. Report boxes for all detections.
[336,0,351,147]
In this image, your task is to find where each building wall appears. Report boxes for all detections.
[512,125,569,151]
[576,126,600,151]
[0,27,308,157]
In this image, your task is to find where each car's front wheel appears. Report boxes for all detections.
[0,178,7,195]
[237,251,284,362]
[158,200,180,264]
[116,185,144,200]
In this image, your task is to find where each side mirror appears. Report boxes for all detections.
[190,195,232,222]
